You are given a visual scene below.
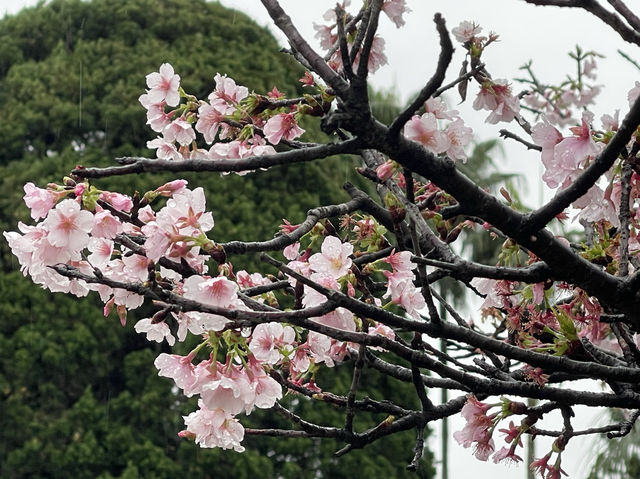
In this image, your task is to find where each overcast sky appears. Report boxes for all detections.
[2,1,634,477]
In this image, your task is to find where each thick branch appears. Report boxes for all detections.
[73,140,360,179]
[524,0,640,46]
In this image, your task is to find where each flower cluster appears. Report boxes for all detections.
[454,395,529,464]
[139,65,307,164]
[313,0,410,74]
[5,173,410,451]
[404,97,473,161]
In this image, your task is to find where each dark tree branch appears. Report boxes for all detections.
[388,13,453,138]
[73,140,361,179]
[523,0,640,46]
[260,0,350,96]
[336,5,355,80]
[344,345,366,432]
[524,93,640,233]
[499,129,543,151]
[260,255,640,385]
[221,194,367,255]
[607,0,640,31]
[355,0,384,82]
[413,257,553,283]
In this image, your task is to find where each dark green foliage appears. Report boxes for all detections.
[0,1,433,478]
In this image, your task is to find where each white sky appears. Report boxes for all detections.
[3,0,635,477]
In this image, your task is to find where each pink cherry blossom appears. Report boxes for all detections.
[368,322,395,341]
[540,115,599,189]
[196,98,232,143]
[263,113,305,145]
[445,118,473,162]
[601,110,619,132]
[352,35,388,73]
[147,137,183,161]
[163,117,196,146]
[404,113,451,154]
[156,187,214,234]
[145,63,181,107]
[23,182,57,220]
[382,0,411,28]
[454,395,496,461]
[92,207,123,238]
[383,249,414,272]
[138,95,171,131]
[452,20,482,43]
[283,242,300,261]
[200,368,253,415]
[247,358,283,409]
[181,400,245,451]
[313,22,336,49]
[308,235,353,278]
[383,270,426,319]
[473,80,520,124]
[122,253,151,282]
[492,446,522,465]
[572,184,618,226]
[211,73,248,104]
[249,322,296,364]
[425,97,458,120]
[307,331,336,367]
[99,191,133,212]
[531,121,563,173]
[87,237,113,268]
[183,275,239,308]
[154,179,188,197]
[134,317,175,346]
[154,353,197,391]
[42,199,93,251]
[376,160,395,181]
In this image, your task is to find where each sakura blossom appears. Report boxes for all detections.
[91,207,123,238]
[147,137,184,161]
[262,113,305,145]
[163,117,197,146]
[452,20,482,43]
[10,6,640,473]
[453,395,497,462]
[134,317,175,346]
[195,99,232,143]
[23,182,57,220]
[308,235,353,278]
[181,400,245,452]
[381,0,411,28]
[211,73,248,104]
[249,322,296,364]
[154,353,197,392]
[404,112,450,154]
[444,118,473,162]
[87,237,114,268]
[42,199,94,251]
[144,63,181,107]
[473,79,520,124]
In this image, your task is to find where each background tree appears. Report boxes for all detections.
[0,1,434,477]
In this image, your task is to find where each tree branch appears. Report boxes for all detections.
[73,140,361,179]
[388,13,453,138]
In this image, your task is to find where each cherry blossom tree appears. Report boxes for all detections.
[6,0,640,477]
